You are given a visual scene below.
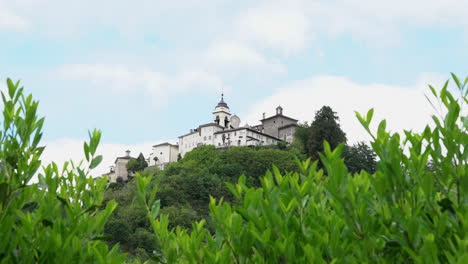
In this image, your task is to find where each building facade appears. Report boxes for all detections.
[105,150,133,183]
[148,142,179,169]
[106,95,300,181]
[177,95,298,157]
[252,106,298,142]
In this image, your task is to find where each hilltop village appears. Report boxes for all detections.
[105,95,299,183]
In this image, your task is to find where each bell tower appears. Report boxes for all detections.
[213,93,231,128]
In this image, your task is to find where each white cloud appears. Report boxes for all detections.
[0,7,29,30]
[309,0,468,42]
[244,73,450,144]
[55,64,222,106]
[235,2,309,54]
[204,41,286,73]
[3,0,468,45]
[40,138,174,178]
[230,0,468,52]
[56,64,136,91]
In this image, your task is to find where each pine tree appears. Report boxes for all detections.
[308,106,347,162]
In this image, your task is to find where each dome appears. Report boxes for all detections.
[230,115,241,128]
[216,94,229,109]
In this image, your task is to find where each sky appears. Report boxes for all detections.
[1,0,467,176]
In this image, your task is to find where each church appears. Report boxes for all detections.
[106,95,300,181]
[148,94,299,169]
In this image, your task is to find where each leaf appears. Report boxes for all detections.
[84,142,90,162]
[21,202,38,213]
[366,108,374,124]
[56,195,70,208]
[451,72,461,89]
[7,78,16,98]
[42,219,54,227]
[89,155,103,169]
[150,252,167,264]
[0,183,8,205]
[79,205,99,216]
[91,235,112,241]
[150,200,161,219]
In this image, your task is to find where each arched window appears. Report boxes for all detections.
[215,115,220,125]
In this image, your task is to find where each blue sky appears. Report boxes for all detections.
[1,0,467,174]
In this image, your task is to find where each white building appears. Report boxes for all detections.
[148,142,179,169]
[108,94,300,178]
[213,127,281,148]
[177,94,297,158]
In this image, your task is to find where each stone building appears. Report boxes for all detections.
[252,106,298,143]
[105,150,133,183]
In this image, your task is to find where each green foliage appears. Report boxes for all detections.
[308,105,347,162]
[103,178,158,259]
[292,121,310,154]
[127,153,148,173]
[0,79,125,263]
[102,144,299,261]
[342,141,377,174]
[136,74,468,263]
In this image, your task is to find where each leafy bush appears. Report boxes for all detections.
[342,141,377,174]
[0,79,125,263]
[127,153,149,173]
[136,74,468,263]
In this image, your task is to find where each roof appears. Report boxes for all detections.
[114,156,132,164]
[153,142,179,148]
[260,114,298,123]
[212,110,231,115]
[199,123,224,129]
[178,130,198,138]
[214,127,282,141]
[278,123,298,130]
[178,123,224,138]
[215,94,229,109]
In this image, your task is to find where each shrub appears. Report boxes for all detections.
[136,74,468,263]
[0,79,125,263]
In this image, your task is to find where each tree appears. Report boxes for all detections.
[343,141,377,174]
[0,79,125,263]
[292,122,311,154]
[126,152,148,173]
[308,106,347,162]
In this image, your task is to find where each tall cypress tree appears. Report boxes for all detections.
[308,106,347,162]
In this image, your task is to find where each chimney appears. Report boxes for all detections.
[125,150,130,157]
[262,112,266,119]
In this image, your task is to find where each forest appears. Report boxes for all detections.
[0,74,467,263]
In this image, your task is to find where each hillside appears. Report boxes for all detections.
[102,145,299,261]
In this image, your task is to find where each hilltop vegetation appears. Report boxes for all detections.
[103,145,299,260]
[0,74,467,263]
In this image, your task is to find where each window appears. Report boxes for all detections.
[204,136,206,141]
[234,131,237,136]
[160,152,163,155]
[209,136,211,140]
[238,140,241,146]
